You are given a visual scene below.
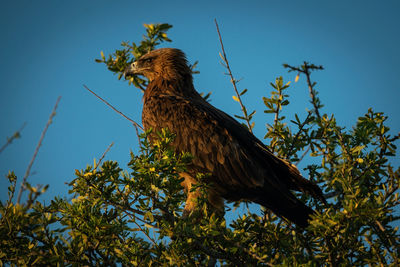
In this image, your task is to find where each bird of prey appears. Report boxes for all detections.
[125,48,325,227]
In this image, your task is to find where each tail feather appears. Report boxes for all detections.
[274,199,314,228]
[256,191,315,228]
[280,158,327,204]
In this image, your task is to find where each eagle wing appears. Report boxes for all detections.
[133,47,325,226]
[142,93,305,203]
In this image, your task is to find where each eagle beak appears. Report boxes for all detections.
[124,61,141,77]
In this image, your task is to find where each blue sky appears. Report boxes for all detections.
[1,0,399,210]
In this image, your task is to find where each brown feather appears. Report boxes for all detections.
[129,48,325,227]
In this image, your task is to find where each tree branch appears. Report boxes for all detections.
[17,96,61,204]
[93,142,114,171]
[304,65,322,120]
[215,19,253,133]
[83,84,143,143]
[284,63,323,119]
[0,122,27,154]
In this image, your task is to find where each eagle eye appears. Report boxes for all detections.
[142,57,153,64]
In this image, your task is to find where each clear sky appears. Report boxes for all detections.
[1,0,399,208]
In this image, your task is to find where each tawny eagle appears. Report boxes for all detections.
[125,48,325,227]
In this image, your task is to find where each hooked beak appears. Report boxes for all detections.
[124,61,141,78]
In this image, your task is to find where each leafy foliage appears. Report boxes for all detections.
[1,23,399,266]
[95,23,173,90]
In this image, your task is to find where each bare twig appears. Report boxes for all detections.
[284,63,323,119]
[93,142,114,171]
[304,66,321,120]
[83,84,143,142]
[17,97,61,204]
[0,122,27,154]
[296,146,311,166]
[133,220,159,247]
[214,19,253,133]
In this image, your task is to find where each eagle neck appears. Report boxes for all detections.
[143,74,196,100]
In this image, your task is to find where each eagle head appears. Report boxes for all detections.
[124,48,192,83]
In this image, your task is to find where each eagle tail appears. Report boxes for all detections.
[295,175,327,204]
[256,193,315,228]
[280,158,327,204]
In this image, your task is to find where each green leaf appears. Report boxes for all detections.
[282,100,289,106]
[351,145,365,154]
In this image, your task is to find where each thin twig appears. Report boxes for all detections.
[133,220,159,247]
[17,96,61,204]
[304,65,321,119]
[273,103,280,130]
[0,122,27,154]
[284,63,323,120]
[83,84,143,129]
[93,142,114,171]
[296,146,311,166]
[286,112,312,159]
[83,84,143,142]
[214,19,253,133]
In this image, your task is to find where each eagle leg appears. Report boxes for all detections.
[180,172,224,217]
